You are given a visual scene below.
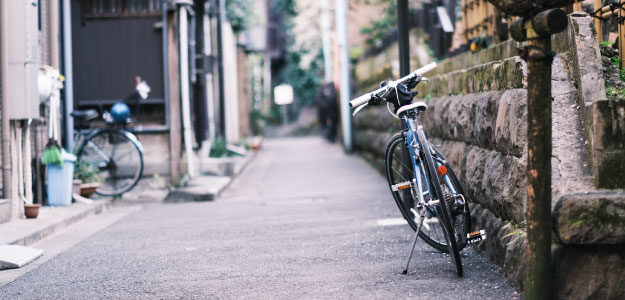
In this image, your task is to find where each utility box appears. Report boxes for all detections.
[6,0,40,120]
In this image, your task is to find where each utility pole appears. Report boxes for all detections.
[488,1,571,299]
[397,0,410,76]
[320,0,333,82]
[335,0,352,151]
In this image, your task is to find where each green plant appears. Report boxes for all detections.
[360,0,396,48]
[226,0,253,33]
[606,84,625,98]
[210,138,228,158]
[601,40,615,46]
[502,221,526,246]
[73,160,100,183]
[611,57,621,67]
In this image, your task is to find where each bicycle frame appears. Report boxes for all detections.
[401,115,458,210]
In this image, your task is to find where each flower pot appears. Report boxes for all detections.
[80,182,99,198]
[24,204,41,219]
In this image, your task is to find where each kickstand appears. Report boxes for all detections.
[402,207,425,275]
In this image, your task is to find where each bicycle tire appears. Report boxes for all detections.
[76,129,144,196]
[385,133,471,253]
[433,147,472,250]
[385,133,449,253]
[417,129,462,277]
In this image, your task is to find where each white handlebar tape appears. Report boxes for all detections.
[349,93,372,108]
[349,62,437,109]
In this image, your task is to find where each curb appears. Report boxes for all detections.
[0,199,115,247]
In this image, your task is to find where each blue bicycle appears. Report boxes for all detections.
[351,63,484,277]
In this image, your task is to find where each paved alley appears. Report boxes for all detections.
[1,137,519,299]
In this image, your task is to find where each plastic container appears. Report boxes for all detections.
[46,151,76,206]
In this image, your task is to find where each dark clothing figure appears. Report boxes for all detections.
[316,82,338,142]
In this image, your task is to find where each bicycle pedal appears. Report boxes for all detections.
[391,181,412,191]
[466,230,486,244]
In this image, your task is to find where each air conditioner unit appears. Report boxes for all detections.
[6,0,39,120]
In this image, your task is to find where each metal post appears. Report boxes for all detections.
[524,24,552,300]
[0,0,11,201]
[397,0,410,76]
[216,0,226,137]
[62,0,74,151]
[335,0,352,151]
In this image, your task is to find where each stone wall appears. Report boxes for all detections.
[353,13,625,297]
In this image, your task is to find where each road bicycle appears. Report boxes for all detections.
[70,82,148,197]
[350,62,485,277]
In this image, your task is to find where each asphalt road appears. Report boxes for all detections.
[1,136,520,299]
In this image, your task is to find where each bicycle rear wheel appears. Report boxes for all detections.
[76,129,143,196]
[417,129,462,277]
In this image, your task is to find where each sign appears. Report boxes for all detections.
[274,84,294,105]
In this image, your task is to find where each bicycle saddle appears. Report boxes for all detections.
[396,102,427,116]
[70,109,99,121]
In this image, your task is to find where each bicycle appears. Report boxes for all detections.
[350,62,485,277]
[70,82,148,197]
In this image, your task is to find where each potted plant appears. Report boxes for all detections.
[24,202,40,218]
[73,161,100,197]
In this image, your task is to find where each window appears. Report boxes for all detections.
[83,0,162,19]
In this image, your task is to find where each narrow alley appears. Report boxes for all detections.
[1,137,518,299]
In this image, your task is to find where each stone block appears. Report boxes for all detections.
[552,244,625,300]
[425,92,502,151]
[553,191,625,244]
[592,98,625,150]
[593,149,625,189]
[592,98,625,188]
[495,89,527,157]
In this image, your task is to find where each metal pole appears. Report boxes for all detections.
[335,0,352,151]
[320,0,333,82]
[216,0,226,137]
[62,0,74,151]
[524,25,552,300]
[203,3,216,143]
[397,0,410,76]
[162,0,170,129]
[0,0,12,201]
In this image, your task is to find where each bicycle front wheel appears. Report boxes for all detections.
[385,133,450,253]
[76,129,144,196]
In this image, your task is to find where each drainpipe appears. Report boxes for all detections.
[177,1,196,177]
[50,0,60,68]
[0,0,11,200]
[62,0,74,151]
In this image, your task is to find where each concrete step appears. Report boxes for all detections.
[0,200,113,247]
[0,244,43,270]
[164,176,231,203]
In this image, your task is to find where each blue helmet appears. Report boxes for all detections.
[110,102,130,122]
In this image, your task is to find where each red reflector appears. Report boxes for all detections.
[437,165,447,176]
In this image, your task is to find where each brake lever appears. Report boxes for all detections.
[352,103,368,116]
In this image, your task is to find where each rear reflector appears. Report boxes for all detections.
[437,165,447,176]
